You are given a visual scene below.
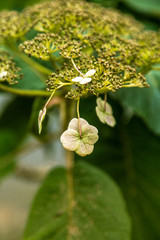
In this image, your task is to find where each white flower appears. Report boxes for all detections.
[72,69,96,84]
[96,97,116,127]
[60,118,99,156]
[0,71,7,79]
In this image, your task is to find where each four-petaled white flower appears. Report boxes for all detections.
[72,69,96,84]
[60,118,99,156]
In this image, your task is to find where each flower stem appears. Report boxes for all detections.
[0,83,51,97]
[71,58,84,77]
[66,150,74,240]
[43,89,56,109]
[152,67,160,71]
[40,83,72,113]
[61,99,75,239]
[77,97,82,137]
[104,92,107,111]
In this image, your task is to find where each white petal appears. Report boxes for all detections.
[72,76,84,82]
[82,124,99,145]
[85,69,96,77]
[105,115,116,127]
[60,129,80,151]
[68,118,88,131]
[0,71,7,79]
[79,77,92,84]
[76,141,94,157]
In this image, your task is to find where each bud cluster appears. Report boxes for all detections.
[0,0,159,97]
[0,52,22,84]
[0,11,32,40]
[19,33,58,61]
[48,53,148,99]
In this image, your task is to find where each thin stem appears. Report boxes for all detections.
[0,83,51,97]
[66,150,74,240]
[43,83,72,110]
[38,90,56,134]
[104,92,107,111]
[71,59,84,77]
[77,97,82,137]
[0,81,72,100]
[152,67,160,71]
[61,99,75,239]
[44,89,56,109]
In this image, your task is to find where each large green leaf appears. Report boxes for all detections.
[79,96,160,240]
[11,55,46,91]
[23,161,131,240]
[114,70,160,135]
[0,44,46,91]
[0,96,33,178]
[122,0,160,18]
[0,0,42,11]
[87,0,118,8]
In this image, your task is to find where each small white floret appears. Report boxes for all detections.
[72,69,96,85]
[85,69,96,77]
[79,77,92,84]
[72,77,84,82]
[0,71,7,79]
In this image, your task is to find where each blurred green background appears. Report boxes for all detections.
[0,0,160,240]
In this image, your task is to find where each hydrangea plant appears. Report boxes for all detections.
[0,0,160,239]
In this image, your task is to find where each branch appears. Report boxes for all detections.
[0,83,51,97]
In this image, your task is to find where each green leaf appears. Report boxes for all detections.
[122,0,160,18]
[23,161,131,240]
[114,70,160,135]
[79,96,160,239]
[11,56,46,91]
[0,44,46,91]
[0,96,33,178]
[0,0,42,11]
[87,0,118,8]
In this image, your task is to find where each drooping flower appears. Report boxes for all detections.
[72,69,96,84]
[96,97,116,127]
[38,107,47,134]
[60,118,98,156]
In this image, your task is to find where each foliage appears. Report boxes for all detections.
[79,97,160,239]
[23,161,131,240]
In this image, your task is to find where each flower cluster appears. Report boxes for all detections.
[0,52,22,85]
[0,10,32,40]
[72,69,96,84]
[0,0,157,99]
[19,33,58,61]
[0,0,160,156]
